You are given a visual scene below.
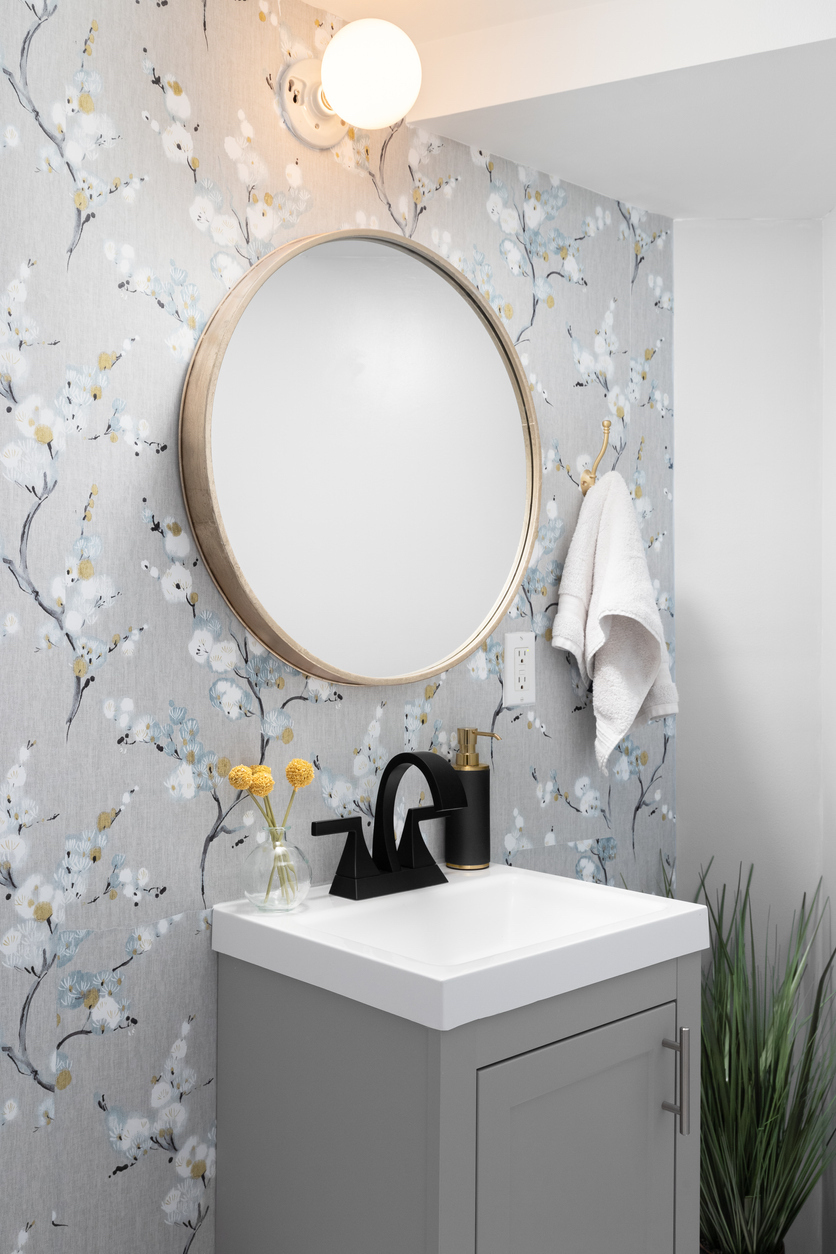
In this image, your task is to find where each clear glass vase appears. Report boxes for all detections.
[243,827,311,913]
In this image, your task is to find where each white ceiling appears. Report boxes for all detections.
[329,0,604,43]
[330,0,836,220]
[421,39,836,219]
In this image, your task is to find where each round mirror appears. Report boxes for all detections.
[180,230,541,685]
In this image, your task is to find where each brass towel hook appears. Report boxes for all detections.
[580,420,611,496]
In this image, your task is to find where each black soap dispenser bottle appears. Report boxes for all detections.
[445,727,500,870]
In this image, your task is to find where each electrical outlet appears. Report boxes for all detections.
[504,631,535,706]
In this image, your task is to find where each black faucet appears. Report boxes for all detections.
[311,751,467,900]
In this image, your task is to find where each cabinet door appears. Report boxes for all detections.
[476,1002,677,1254]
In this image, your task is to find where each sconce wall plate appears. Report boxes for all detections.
[278,59,349,151]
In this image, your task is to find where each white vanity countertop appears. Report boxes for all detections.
[212,863,708,1031]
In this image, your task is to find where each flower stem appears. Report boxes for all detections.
[248,793,271,825]
[279,787,298,832]
[248,783,300,905]
[263,829,298,903]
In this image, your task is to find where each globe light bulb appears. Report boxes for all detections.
[320,19,422,130]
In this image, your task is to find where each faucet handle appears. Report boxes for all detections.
[311,817,380,882]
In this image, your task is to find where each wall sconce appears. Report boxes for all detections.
[278,18,422,150]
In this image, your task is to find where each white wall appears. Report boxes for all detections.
[674,218,823,915]
[822,206,836,1243]
[822,207,836,961]
[674,217,824,1253]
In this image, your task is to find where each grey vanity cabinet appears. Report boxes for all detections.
[216,951,700,1254]
[475,1003,677,1254]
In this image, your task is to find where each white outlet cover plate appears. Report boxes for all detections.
[505,630,535,707]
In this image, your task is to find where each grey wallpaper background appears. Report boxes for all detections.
[0,0,675,1248]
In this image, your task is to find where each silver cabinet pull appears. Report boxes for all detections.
[662,1028,690,1135]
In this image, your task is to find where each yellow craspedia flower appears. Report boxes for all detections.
[228,764,253,791]
[249,769,274,797]
[286,759,314,790]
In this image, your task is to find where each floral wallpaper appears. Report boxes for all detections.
[0,0,675,1249]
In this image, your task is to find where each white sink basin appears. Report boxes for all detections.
[212,863,708,1030]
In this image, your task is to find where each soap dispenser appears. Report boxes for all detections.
[444,728,500,869]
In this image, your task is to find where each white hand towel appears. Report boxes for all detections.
[551,471,678,772]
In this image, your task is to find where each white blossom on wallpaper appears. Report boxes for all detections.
[0,737,182,1202]
[617,202,670,285]
[473,149,610,347]
[0,257,162,734]
[109,498,345,904]
[2,4,145,266]
[340,120,459,238]
[100,1014,215,1252]
[0,0,675,1248]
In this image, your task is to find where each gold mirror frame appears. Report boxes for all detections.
[179,228,542,687]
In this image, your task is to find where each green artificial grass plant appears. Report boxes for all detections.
[699,866,836,1254]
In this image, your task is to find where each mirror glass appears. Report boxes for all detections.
[203,236,534,681]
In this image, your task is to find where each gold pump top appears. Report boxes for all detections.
[455,727,501,768]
